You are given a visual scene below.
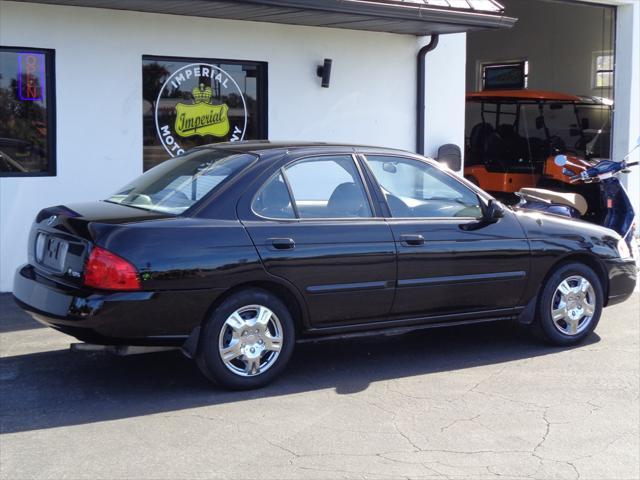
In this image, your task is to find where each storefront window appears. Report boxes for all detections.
[142,55,267,171]
[0,47,55,176]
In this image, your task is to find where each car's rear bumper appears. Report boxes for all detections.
[605,258,637,307]
[13,264,221,345]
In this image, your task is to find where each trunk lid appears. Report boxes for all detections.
[29,201,171,286]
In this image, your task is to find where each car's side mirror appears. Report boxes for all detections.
[461,199,505,231]
[485,199,505,222]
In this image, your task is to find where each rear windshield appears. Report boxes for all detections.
[106,149,256,214]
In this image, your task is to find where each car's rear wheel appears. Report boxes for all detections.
[535,263,603,346]
[196,289,295,389]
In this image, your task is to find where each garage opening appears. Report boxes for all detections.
[464,0,616,199]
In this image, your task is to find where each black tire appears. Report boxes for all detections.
[196,288,295,390]
[534,263,603,346]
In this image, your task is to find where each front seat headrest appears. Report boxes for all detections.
[327,182,367,217]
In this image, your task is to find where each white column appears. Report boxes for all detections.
[421,33,467,173]
[612,2,640,219]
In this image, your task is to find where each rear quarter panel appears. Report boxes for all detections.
[89,217,264,291]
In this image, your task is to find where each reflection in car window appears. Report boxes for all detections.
[253,173,295,219]
[106,149,255,214]
[366,156,482,218]
[283,156,372,219]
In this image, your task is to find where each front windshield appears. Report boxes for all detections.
[575,105,612,158]
[106,149,256,214]
[465,99,613,168]
[521,103,612,159]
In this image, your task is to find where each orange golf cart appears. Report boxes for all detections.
[463,89,612,197]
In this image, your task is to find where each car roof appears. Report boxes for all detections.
[193,140,416,156]
[467,89,613,106]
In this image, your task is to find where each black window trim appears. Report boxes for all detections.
[279,167,300,219]
[251,153,380,222]
[0,45,56,177]
[354,153,392,217]
[360,153,486,221]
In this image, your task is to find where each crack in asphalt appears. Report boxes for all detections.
[439,414,482,433]
[2,296,637,480]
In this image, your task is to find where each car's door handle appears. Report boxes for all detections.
[400,234,425,246]
[269,238,295,250]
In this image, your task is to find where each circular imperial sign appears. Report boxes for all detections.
[154,63,248,157]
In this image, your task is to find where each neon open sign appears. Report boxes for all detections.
[18,52,45,101]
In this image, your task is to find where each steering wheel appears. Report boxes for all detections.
[548,135,567,153]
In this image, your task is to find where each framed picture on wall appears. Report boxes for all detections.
[481,60,528,91]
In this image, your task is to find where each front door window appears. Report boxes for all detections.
[365,156,482,218]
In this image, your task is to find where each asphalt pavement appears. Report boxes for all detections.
[1,293,638,480]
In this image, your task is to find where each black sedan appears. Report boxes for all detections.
[13,142,637,389]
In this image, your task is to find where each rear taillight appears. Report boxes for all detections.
[84,247,140,291]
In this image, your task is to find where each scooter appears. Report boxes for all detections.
[516,139,639,258]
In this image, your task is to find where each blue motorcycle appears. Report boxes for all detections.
[516,140,639,258]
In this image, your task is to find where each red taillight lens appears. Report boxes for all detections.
[84,247,141,291]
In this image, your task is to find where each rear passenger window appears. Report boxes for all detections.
[284,156,372,219]
[253,173,295,219]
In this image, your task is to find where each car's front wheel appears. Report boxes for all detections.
[535,263,603,346]
[196,289,295,389]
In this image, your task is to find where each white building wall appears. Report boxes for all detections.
[423,33,467,171]
[0,1,467,291]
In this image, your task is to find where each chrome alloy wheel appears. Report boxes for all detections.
[218,305,283,377]
[550,275,597,336]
